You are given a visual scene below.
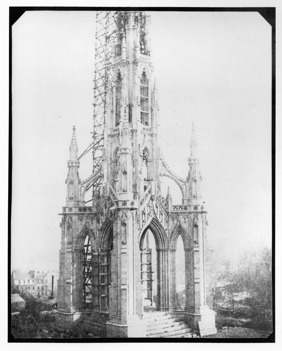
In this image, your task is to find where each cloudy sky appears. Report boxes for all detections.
[11,10,272,271]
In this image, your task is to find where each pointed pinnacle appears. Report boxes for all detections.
[191,121,196,142]
[70,126,78,161]
[71,126,77,144]
[190,121,198,159]
[166,186,172,202]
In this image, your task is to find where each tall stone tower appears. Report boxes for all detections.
[57,11,216,338]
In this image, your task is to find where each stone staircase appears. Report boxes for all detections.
[144,312,192,338]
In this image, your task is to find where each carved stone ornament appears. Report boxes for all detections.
[193,214,198,223]
[137,211,141,230]
[148,201,154,216]
[121,211,127,226]
[67,216,73,230]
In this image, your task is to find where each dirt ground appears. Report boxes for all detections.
[203,327,272,339]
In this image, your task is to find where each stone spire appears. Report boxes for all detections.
[187,123,202,204]
[69,126,78,162]
[66,126,81,206]
[166,186,172,211]
[190,122,198,159]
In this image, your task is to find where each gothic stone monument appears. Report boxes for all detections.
[57,11,216,338]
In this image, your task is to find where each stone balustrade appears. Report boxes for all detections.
[171,204,205,212]
[63,206,93,213]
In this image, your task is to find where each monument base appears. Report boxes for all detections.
[185,306,217,336]
[106,318,146,338]
[55,309,108,336]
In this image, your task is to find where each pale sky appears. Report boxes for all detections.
[11,10,272,271]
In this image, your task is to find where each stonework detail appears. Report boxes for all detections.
[57,11,216,338]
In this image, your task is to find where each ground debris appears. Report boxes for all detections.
[203,327,271,339]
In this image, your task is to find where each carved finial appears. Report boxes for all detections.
[191,121,196,141]
[166,186,172,206]
[190,122,198,159]
[69,126,78,161]
[71,126,77,144]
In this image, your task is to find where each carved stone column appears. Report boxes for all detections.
[73,249,83,311]
[184,247,194,312]
[156,248,168,311]
[185,215,216,334]
[108,218,121,322]
[106,210,146,337]
[169,249,177,311]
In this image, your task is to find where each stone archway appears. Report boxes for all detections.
[169,224,190,312]
[139,218,169,311]
[93,220,113,312]
[99,219,114,249]
[70,224,97,311]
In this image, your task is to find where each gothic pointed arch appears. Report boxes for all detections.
[169,224,189,251]
[139,217,168,251]
[73,224,96,251]
[138,65,151,81]
[99,218,114,249]
[142,146,150,158]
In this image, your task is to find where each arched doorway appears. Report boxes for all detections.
[169,225,188,312]
[92,222,113,312]
[139,220,168,312]
[140,228,157,311]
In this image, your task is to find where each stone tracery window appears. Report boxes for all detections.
[115,71,122,126]
[140,70,149,125]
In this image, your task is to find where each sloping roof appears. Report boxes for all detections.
[46,298,57,305]
[11,294,25,304]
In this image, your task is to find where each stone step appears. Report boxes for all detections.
[148,327,192,338]
[151,313,184,320]
[164,331,193,338]
[143,312,168,319]
[144,312,191,338]
[145,314,174,322]
[143,311,166,316]
[147,323,189,337]
[169,314,185,321]
[147,320,185,331]
[146,315,185,326]
[146,316,175,325]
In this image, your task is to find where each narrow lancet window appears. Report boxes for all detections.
[83,235,93,307]
[140,71,149,125]
[116,71,122,126]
